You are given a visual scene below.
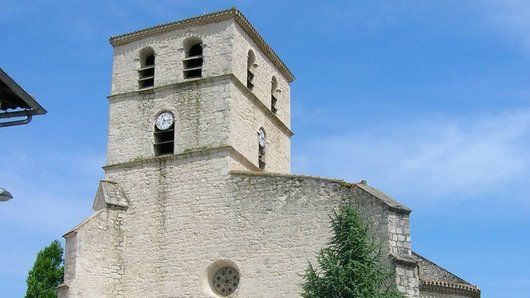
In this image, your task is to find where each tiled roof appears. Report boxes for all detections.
[413,251,481,297]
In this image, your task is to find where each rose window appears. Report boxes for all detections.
[212,266,239,296]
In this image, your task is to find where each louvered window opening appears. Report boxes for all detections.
[154,123,174,156]
[183,44,203,79]
[139,55,155,89]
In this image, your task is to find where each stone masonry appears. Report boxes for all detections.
[58,8,479,298]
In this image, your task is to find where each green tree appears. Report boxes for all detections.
[26,240,64,298]
[301,200,403,298]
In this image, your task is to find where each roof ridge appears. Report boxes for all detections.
[109,8,236,43]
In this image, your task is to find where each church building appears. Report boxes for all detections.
[58,9,480,298]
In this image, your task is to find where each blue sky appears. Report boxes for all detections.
[1,1,529,297]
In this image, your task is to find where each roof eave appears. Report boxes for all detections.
[0,68,47,115]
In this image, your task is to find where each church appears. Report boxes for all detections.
[58,9,480,297]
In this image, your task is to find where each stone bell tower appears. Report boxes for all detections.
[105,8,294,173]
[59,8,301,298]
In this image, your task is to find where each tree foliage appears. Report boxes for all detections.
[26,240,64,298]
[301,200,403,298]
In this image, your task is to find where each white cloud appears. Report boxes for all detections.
[293,108,530,206]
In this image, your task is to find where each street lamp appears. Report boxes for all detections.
[0,188,13,201]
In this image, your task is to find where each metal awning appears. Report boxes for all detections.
[0,68,47,127]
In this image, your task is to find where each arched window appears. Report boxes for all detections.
[257,127,266,170]
[154,111,175,156]
[183,37,203,79]
[138,47,155,89]
[247,50,256,90]
[271,76,278,114]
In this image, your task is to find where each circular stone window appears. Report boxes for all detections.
[211,266,239,296]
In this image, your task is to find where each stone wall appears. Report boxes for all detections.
[110,20,235,95]
[59,208,126,297]
[228,171,418,297]
[61,156,419,297]
[349,184,418,296]
[103,150,238,297]
[228,80,291,173]
[231,23,291,127]
[107,78,231,165]
[106,74,291,173]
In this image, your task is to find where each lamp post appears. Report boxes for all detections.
[0,188,13,201]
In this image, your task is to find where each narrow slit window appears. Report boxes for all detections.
[154,111,175,156]
[258,128,266,170]
[271,76,278,114]
[183,38,203,79]
[247,50,256,91]
[138,48,155,89]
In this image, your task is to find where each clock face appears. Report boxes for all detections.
[155,112,174,130]
[258,128,266,148]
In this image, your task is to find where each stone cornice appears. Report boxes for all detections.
[420,280,481,298]
[107,74,294,137]
[390,253,417,267]
[109,8,294,82]
[229,170,347,185]
[103,145,258,173]
[103,146,231,172]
